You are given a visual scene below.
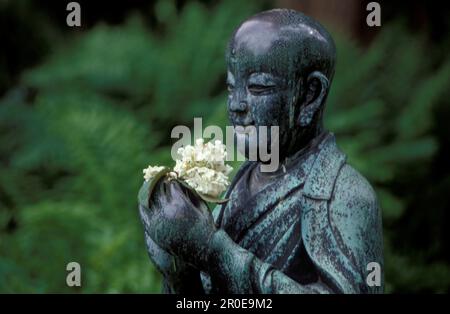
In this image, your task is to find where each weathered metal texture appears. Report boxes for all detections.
[138,8,384,294]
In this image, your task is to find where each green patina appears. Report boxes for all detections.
[138,8,384,294]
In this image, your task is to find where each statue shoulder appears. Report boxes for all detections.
[331,164,379,220]
[329,163,383,273]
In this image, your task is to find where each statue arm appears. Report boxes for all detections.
[208,202,324,293]
[325,164,384,293]
[206,229,333,294]
[143,230,205,294]
[206,165,383,294]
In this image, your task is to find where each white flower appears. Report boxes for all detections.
[184,166,230,198]
[143,165,166,182]
[175,139,232,197]
[142,139,233,199]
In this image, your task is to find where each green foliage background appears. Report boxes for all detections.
[1,0,449,293]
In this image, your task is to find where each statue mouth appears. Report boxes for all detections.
[234,124,256,135]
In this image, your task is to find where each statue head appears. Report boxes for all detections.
[226,9,336,164]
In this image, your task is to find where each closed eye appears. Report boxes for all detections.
[248,84,276,95]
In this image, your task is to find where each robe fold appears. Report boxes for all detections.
[202,132,384,294]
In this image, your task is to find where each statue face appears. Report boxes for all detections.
[226,19,299,161]
[226,66,292,162]
[226,11,336,163]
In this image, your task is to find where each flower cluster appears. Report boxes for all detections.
[142,139,232,198]
[143,165,166,182]
[174,139,233,197]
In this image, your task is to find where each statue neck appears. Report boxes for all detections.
[258,127,328,177]
[283,117,324,160]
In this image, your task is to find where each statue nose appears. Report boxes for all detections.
[230,101,248,113]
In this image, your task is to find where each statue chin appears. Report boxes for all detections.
[235,131,258,161]
[235,129,278,166]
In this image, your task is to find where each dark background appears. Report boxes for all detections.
[0,0,449,293]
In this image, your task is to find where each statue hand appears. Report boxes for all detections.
[141,224,203,293]
[139,182,208,293]
[139,179,217,270]
[139,215,186,278]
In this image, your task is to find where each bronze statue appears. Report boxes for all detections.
[138,8,384,294]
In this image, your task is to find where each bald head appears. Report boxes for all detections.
[227,9,336,81]
[226,9,337,163]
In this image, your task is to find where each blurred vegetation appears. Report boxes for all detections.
[1,0,449,293]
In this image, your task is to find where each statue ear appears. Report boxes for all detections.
[298,71,329,127]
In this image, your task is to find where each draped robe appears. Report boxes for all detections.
[201,132,384,293]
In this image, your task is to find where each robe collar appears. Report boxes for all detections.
[216,132,346,229]
[302,132,347,200]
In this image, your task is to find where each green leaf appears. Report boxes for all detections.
[176,179,194,191]
[197,192,229,204]
[138,167,170,208]
[176,179,229,204]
